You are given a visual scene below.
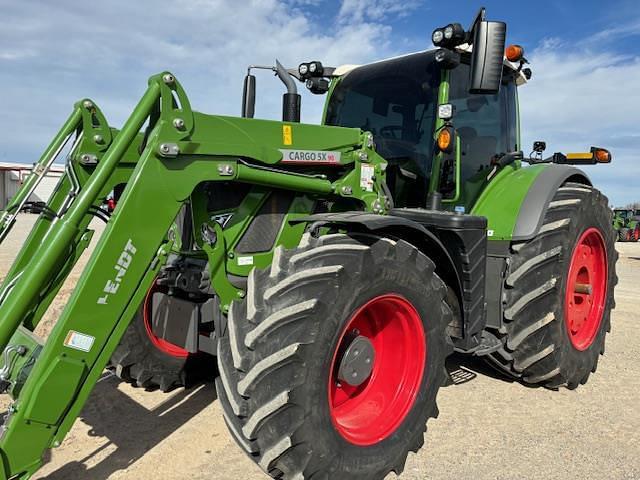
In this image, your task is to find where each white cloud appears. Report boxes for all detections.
[1,1,637,206]
[519,38,640,206]
[338,0,421,24]
[0,0,402,162]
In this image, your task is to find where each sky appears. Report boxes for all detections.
[0,0,639,206]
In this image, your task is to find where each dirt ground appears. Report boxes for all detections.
[1,215,639,480]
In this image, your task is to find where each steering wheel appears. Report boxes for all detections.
[379,125,403,140]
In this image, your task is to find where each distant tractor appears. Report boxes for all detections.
[613,209,639,241]
[0,7,618,480]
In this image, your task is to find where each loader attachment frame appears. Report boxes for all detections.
[0,72,382,479]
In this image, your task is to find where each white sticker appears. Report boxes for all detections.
[238,256,254,266]
[487,229,494,237]
[360,164,375,192]
[64,331,95,353]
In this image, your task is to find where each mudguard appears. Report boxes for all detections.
[295,211,469,337]
[511,165,591,241]
[472,163,591,241]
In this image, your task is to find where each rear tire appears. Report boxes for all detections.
[619,227,631,242]
[216,233,451,479]
[485,183,617,388]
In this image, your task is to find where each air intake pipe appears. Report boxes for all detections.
[275,60,301,123]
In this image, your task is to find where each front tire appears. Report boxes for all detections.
[216,233,451,479]
[486,183,617,388]
[110,283,209,392]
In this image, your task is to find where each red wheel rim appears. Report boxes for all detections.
[564,228,608,351]
[328,294,426,446]
[143,283,189,358]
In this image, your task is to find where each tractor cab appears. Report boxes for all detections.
[324,50,522,210]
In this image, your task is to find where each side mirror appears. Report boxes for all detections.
[241,74,256,118]
[469,20,507,94]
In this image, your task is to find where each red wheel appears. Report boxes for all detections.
[564,228,608,351]
[635,227,639,241]
[328,294,426,446]
[143,283,189,358]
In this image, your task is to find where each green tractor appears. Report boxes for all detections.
[612,208,640,241]
[0,8,617,480]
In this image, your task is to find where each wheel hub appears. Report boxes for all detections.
[564,228,608,351]
[337,335,375,387]
[328,294,426,446]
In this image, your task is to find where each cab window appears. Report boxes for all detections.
[448,63,518,184]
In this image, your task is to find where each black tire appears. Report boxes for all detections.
[110,294,209,392]
[618,227,630,242]
[485,183,617,388]
[216,233,452,479]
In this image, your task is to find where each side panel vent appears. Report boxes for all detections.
[235,191,294,254]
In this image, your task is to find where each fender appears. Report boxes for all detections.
[511,164,591,241]
[295,211,468,338]
[475,164,591,334]
[472,163,591,241]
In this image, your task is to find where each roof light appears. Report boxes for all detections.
[443,23,465,44]
[432,29,444,46]
[444,25,454,39]
[308,61,324,76]
[298,63,309,76]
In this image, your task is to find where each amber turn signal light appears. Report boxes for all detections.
[591,147,612,163]
[505,44,524,62]
[437,127,455,154]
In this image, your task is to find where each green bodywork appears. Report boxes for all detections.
[0,61,573,479]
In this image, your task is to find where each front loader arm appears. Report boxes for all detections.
[0,71,386,479]
[0,79,165,478]
[0,101,142,334]
[0,107,81,244]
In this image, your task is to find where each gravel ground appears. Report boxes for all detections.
[1,215,638,480]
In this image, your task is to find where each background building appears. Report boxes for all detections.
[0,162,63,209]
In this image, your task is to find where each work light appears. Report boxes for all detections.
[432,29,444,45]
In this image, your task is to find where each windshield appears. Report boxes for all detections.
[325,51,441,206]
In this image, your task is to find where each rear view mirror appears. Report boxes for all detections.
[469,21,506,94]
